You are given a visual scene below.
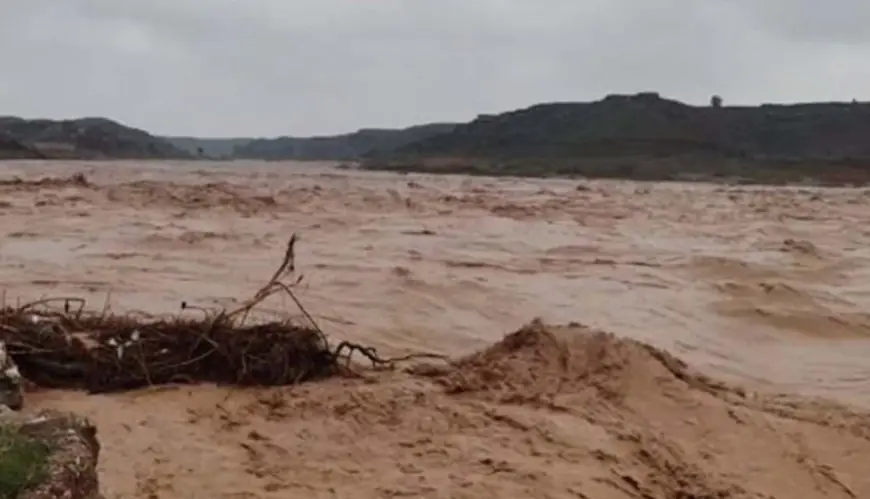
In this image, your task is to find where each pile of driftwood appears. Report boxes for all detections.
[0,235,433,394]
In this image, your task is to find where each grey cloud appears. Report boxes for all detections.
[1,1,868,137]
[725,1,870,43]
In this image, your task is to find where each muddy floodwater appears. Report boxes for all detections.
[2,160,870,498]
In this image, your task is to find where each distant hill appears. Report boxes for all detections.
[0,116,191,160]
[9,92,870,184]
[364,93,870,184]
[233,123,457,161]
[164,137,253,159]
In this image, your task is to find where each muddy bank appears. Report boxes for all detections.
[0,344,100,499]
[22,320,870,498]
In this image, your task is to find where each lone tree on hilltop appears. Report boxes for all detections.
[710,95,723,108]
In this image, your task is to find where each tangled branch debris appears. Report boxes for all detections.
[0,234,445,394]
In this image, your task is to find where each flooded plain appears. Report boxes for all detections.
[2,160,870,498]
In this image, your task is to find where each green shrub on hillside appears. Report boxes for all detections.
[0,427,51,499]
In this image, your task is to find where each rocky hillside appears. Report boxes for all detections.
[0,116,191,160]
[365,93,870,183]
[233,123,457,161]
[0,133,44,159]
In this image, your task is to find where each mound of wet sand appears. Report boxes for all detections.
[411,321,870,498]
[431,319,724,400]
[30,320,870,498]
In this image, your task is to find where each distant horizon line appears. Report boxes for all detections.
[4,91,868,140]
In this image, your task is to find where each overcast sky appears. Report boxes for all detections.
[1,1,868,138]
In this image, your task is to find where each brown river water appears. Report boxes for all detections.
[1,160,870,498]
